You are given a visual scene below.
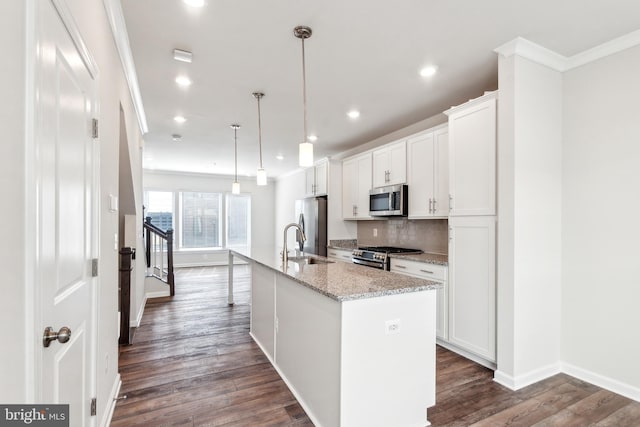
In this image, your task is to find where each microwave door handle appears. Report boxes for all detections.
[389,192,394,211]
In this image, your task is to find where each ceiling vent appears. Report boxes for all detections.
[173,49,193,63]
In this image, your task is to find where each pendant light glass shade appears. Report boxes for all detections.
[256,168,267,185]
[294,26,314,167]
[231,124,240,194]
[253,92,268,186]
[299,142,313,167]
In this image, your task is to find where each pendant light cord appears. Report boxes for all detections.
[301,37,307,144]
[257,96,263,168]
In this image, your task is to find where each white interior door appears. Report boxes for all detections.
[36,1,98,424]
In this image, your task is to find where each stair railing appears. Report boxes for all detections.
[144,216,175,296]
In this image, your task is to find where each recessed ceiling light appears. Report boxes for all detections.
[172,134,182,142]
[420,65,438,77]
[182,0,205,7]
[276,155,284,160]
[174,115,186,123]
[175,76,192,87]
[347,110,360,119]
[308,134,318,142]
[173,49,193,63]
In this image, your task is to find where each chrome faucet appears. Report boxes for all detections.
[282,223,306,264]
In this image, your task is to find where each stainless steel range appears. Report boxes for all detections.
[352,246,422,270]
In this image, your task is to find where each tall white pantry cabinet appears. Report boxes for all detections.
[444,91,497,363]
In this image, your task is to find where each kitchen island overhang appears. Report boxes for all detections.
[228,248,441,427]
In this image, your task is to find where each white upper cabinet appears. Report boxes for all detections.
[305,159,328,197]
[445,92,497,216]
[407,125,449,218]
[372,139,407,188]
[342,153,372,220]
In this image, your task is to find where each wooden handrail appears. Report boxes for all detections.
[143,216,175,296]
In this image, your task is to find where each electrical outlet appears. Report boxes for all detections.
[385,319,401,335]
[373,228,378,237]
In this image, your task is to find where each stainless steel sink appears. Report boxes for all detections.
[287,256,334,265]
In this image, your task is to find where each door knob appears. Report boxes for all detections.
[43,326,72,347]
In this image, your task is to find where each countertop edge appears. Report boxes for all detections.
[230,250,441,302]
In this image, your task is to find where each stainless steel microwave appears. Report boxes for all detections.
[369,184,408,217]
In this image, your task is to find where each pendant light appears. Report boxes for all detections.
[231,124,241,194]
[253,92,267,186]
[294,26,314,167]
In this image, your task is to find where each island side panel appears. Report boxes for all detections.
[340,290,437,427]
[275,275,341,427]
[250,263,276,362]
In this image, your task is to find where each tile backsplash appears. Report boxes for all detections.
[357,219,448,254]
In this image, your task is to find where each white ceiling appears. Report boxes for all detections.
[121,0,640,179]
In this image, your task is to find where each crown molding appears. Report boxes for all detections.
[495,30,640,73]
[567,28,640,70]
[102,0,148,134]
[494,37,568,71]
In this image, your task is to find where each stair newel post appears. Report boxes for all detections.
[145,216,152,269]
[167,228,175,296]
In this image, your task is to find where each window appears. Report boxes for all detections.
[144,191,174,231]
[226,194,251,250]
[179,192,222,248]
[143,189,251,251]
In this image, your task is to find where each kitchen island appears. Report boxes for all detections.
[228,248,441,427]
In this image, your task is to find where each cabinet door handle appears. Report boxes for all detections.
[395,264,407,269]
[420,269,434,274]
[429,198,433,214]
[449,226,453,241]
[433,199,437,213]
[449,194,453,212]
[341,255,350,259]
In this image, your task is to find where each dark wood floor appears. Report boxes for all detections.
[113,266,640,426]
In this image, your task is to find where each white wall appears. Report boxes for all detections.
[63,0,146,422]
[0,0,28,403]
[143,170,276,255]
[562,44,640,397]
[495,53,563,388]
[274,169,306,250]
[0,0,144,421]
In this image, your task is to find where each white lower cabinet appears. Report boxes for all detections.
[390,258,448,341]
[327,248,353,263]
[448,216,496,362]
[249,263,276,361]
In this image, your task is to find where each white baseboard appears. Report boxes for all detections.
[562,361,640,403]
[494,362,561,391]
[146,290,170,299]
[130,295,147,327]
[101,374,121,427]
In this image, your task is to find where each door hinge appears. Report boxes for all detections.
[90,397,97,416]
[91,118,99,138]
[92,258,99,277]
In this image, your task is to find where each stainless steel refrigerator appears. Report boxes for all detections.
[294,196,328,257]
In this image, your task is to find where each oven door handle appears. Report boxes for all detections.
[352,258,385,269]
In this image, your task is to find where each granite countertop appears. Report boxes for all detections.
[388,252,449,266]
[229,247,441,302]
